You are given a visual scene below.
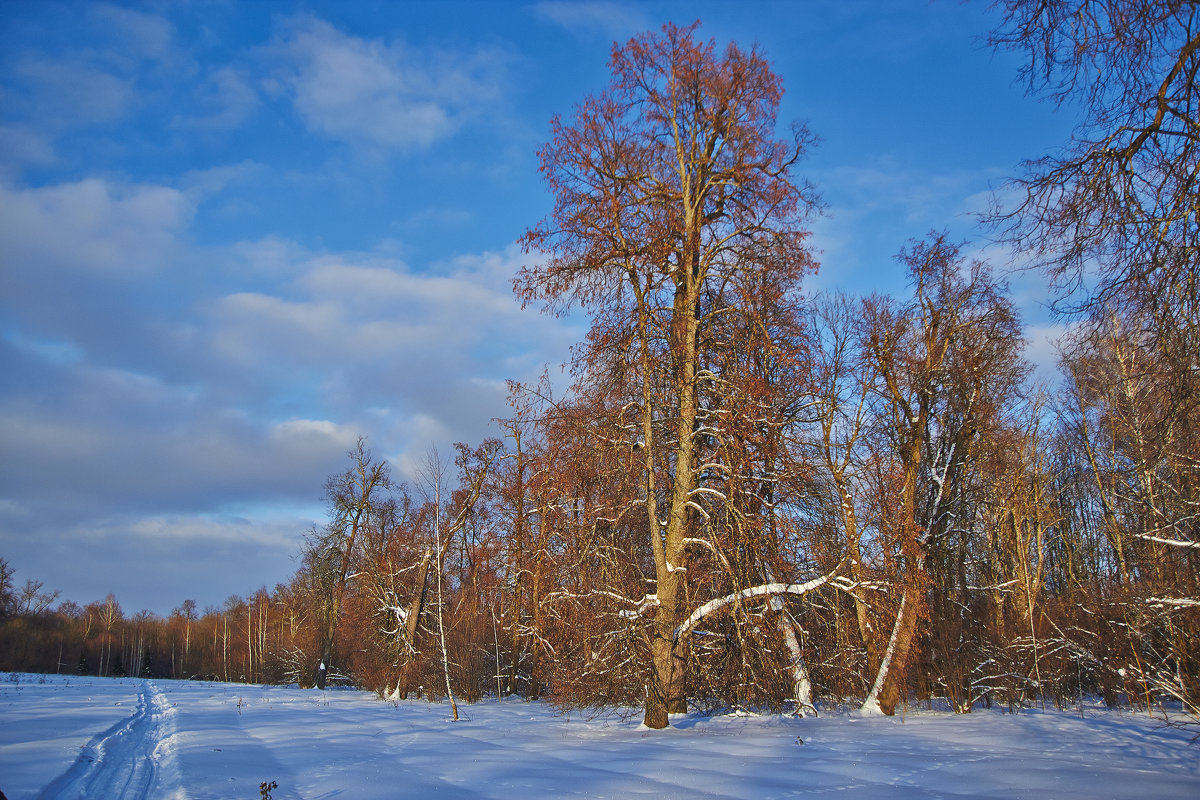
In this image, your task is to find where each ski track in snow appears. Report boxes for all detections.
[37,680,180,800]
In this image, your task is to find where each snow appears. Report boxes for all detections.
[676,575,835,639]
[3,673,1199,799]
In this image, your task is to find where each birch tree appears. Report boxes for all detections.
[416,441,503,719]
[1056,310,1200,710]
[804,293,881,675]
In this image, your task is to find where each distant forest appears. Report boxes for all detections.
[3,3,1197,729]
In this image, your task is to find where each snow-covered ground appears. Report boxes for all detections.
[2,673,1197,799]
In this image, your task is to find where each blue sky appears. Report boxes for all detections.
[0,0,1072,616]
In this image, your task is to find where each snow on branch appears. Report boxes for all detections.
[966,578,1019,592]
[674,572,855,642]
[618,594,661,619]
[545,588,660,618]
[1136,533,1200,549]
[1145,596,1200,609]
[688,486,729,501]
[682,536,719,555]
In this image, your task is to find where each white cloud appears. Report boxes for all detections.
[298,260,412,304]
[0,511,310,614]
[125,514,297,549]
[0,385,353,518]
[532,1,652,40]
[211,292,328,365]
[399,207,474,232]
[180,161,264,198]
[230,236,312,276]
[804,158,1014,297]
[185,240,577,494]
[392,414,457,481]
[12,57,135,127]
[0,7,185,182]
[1023,321,1070,385]
[271,16,508,153]
[207,244,567,377]
[174,66,260,130]
[269,418,361,458]
[0,124,56,174]
[90,4,175,64]
[0,178,192,278]
[3,331,84,366]
[0,180,575,611]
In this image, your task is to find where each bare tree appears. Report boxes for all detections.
[804,293,880,670]
[416,447,458,719]
[991,1,1200,715]
[1056,308,1200,711]
[309,437,393,690]
[16,578,58,616]
[415,441,502,720]
[0,557,14,619]
[860,234,1026,715]
[519,20,819,729]
[990,0,1200,341]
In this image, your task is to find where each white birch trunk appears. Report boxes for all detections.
[770,595,815,715]
[861,589,907,715]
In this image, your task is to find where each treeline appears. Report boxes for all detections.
[2,235,1195,714]
[0,569,308,685]
[2,4,1198,728]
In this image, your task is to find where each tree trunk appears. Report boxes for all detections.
[315,641,331,690]
[863,579,924,716]
[646,257,702,725]
[395,550,431,699]
[772,597,815,714]
[644,609,687,727]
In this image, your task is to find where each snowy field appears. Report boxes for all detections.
[2,673,1198,799]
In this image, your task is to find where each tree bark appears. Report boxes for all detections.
[396,550,431,699]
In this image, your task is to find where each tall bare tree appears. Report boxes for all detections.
[860,235,1026,715]
[519,20,819,729]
